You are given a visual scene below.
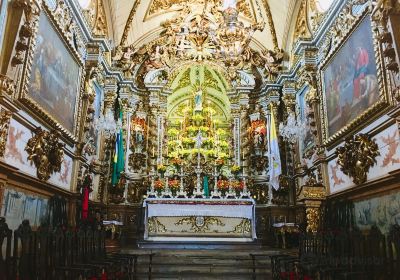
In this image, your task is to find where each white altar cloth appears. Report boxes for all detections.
[143,198,256,241]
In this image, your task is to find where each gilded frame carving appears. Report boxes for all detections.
[319,7,392,148]
[17,1,85,143]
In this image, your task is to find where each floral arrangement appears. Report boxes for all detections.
[217,179,229,191]
[199,126,209,133]
[168,179,180,190]
[232,180,245,191]
[216,129,227,136]
[191,114,204,122]
[182,137,195,145]
[231,165,241,174]
[157,164,167,173]
[219,140,229,148]
[215,158,225,166]
[170,157,183,166]
[154,179,164,191]
[167,128,180,137]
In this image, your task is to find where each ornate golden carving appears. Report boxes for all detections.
[306,207,320,233]
[82,0,108,36]
[148,217,167,233]
[145,0,255,21]
[0,111,12,158]
[0,75,15,97]
[302,186,326,199]
[175,216,225,233]
[228,218,251,234]
[25,127,65,181]
[293,0,311,40]
[336,134,380,185]
[11,0,40,67]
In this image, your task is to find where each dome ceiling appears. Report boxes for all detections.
[105,0,296,51]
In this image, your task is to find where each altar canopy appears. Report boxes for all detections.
[144,198,256,242]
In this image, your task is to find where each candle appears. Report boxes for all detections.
[152,147,155,157]
[242,150,245,160]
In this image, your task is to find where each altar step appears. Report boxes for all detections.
[119,248,292,279]
[136,240,262,250]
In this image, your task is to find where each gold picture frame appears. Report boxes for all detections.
[17,1,85,143]
[319,8,392,148]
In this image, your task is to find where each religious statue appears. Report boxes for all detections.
[194,87,203,112]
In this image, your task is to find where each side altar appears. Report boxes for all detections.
[144,198,256,242]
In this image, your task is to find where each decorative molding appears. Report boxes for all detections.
[25,127,65,181]
[336,133,380,185]
[0,75,15,97]
[0,111,12,158]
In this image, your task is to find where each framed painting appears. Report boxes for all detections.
[27,11,81,134]
[320,12,390,147]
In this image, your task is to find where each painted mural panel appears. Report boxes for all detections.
[328,124,400,194]
[1,188,48,231]
[28,12,80,133]
[49,154,73,190]
[4,118,36,177]
[355,191,400,234]
[322,16,379,137]
[4,118,73,190]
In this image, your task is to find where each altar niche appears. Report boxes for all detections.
[148,65,250,200]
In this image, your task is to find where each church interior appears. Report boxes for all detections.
[0,0,400,279]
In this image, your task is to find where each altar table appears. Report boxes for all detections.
[143,198,256,242]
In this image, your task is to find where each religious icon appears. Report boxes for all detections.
[194,87,203,112]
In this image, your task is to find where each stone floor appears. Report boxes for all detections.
[119,244,297,279]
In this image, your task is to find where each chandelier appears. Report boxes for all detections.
[279,112,307,144]
[95,108,120,137]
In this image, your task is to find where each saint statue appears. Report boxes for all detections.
[194,87,203,112]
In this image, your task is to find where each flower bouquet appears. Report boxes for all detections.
[170,157,183,166]
[230,165,241,175]
[215,158,224,166]
[154,179,164,195]
[157,164,167,174]
[217,179,229,195]
[232,180,244,195]
[168,179,180,195]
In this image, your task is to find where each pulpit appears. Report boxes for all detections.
[143,198,256,242]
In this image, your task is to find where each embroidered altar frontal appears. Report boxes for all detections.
[144,198,256,242]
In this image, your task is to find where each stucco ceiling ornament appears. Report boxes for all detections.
[112,1,284,84]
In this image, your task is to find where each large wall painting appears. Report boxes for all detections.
[322,16,379,138]
[1,188,48,231]
[328,124,400,194]
[28,12,81,133]
[355,191,400,234]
